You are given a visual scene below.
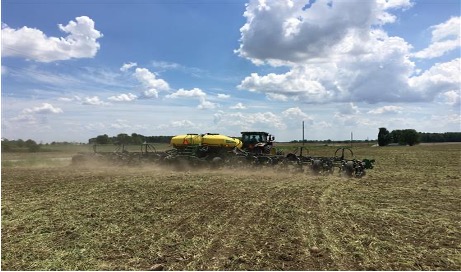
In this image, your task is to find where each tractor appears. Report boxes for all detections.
[240,131,277,154]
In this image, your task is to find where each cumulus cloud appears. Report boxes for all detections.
[58,95,82,102]
[82,96,108,105]
[2,16,102,62]
[167,88,218,109]
[11,114,37,123]
[157,120,197,130]
[120,62,137,72]
[215,111,286,130]
[408,58,460,101]
[110,119,132,129]
[441,90,460,108]
[23,103,63,114]
[198,97,218,110]
[238,28,416,103]
[282,107,310,119]
[412,17,461,59]
[152,60,182,70]
[217,93,231,99]
[12,103,63,125]
[236,0,412,65]
[166,88,206,98]
[230,102,246,109]
[368,105,404,114]
[108,93,138,102]
[134,68,170,98]
[238,65,336,103]
[236,0,459,105]
[339,103,360,115]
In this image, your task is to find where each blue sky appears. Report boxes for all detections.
[1,0,460,143]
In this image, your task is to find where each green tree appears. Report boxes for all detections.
[95,134,110,144]
[131,133,144,145]
[378,127,391,146]
[115,133,131,145]
[401,129,419,146]
[1,139,12,152]
[25,139,40,152]
[390,129,403,144]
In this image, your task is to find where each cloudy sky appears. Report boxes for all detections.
[1,0,460,143]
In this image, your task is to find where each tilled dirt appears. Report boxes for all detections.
[2,144,461,270]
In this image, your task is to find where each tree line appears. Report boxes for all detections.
[3,129,460,153]
[378,128,461,146]
[1,138,41,152]
[88,133,172,145]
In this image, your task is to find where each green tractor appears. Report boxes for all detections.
[240,131,278,154]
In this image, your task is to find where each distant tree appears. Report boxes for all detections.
[390,129,403,144]
[378,127,391,146]
[115,133,130,145]
[401,129,419,146]
[95,134,110,144]
[388,129,419,146]
[16,139,25,148]
[25,139,40,152]
[131,133,144,145]
[418,132,461,142]
[1,139,12,152]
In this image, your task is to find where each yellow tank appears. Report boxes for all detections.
[202,133,243,149]
[170,133,242,149]
[170,134,202,147]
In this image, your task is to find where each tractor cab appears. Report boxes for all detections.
[241,131,275,153]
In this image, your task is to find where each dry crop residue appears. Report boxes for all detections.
[2,143,461,270]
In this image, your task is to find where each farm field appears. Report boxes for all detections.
[2,143,461,270]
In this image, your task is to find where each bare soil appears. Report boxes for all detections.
[2,144,460,270]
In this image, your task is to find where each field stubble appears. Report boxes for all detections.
[2,143,461,270]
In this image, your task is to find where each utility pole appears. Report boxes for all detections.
[351,131,353,147]
[301,121,305,156]
[302,121,305,146]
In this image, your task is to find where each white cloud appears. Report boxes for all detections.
[238,66,336,103]
[11,103,63,127]
[339,103,360,115]
[431,16,460,43]
[441,90,460,108]
[412,17,460,59]
[171,120,195,127]
[412,40,460,59]
[110,119,132,129]
[120,62,137,72]
[108,93,138,102]
[217,93,231,99]
[215,111,286,130]
[198,97,218,110]
[58,95,82,102]
[11,114,37,123]
[230,102,246,109]
[368,105,403,114]
[23,103,63,114]
[152,60,182,70]
[134,68,170,98]
[166,88,206,98]
[2,16,102,62]
[235,0,411,65]
[375,0,413,24]
[157,120,196,130]
[166,88,218,110]
[409,58,460,101]
[236,1,459,105]
[82,96,108,105]
[282,107,309,119]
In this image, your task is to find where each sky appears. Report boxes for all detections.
[1,0,460,143]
